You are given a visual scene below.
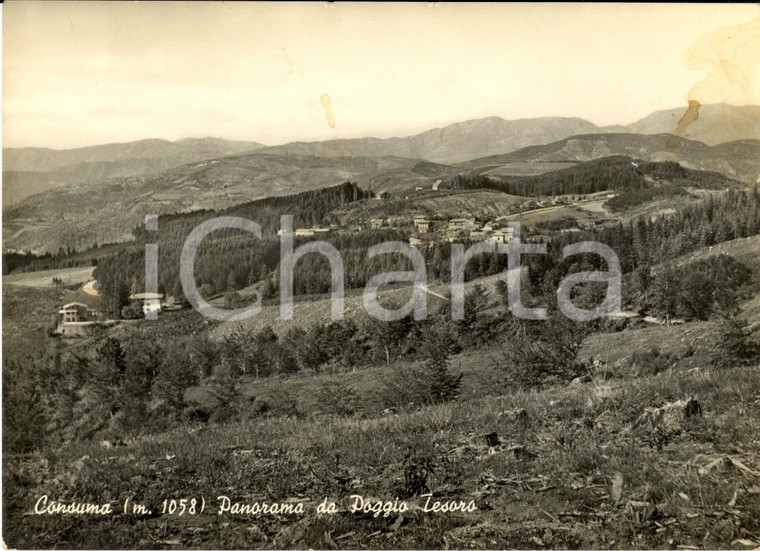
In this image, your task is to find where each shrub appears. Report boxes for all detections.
[120,301,144,320]
[711,317,760,369]
[628,349,675,377]
[419,322,463,404]
[314,380,359,416]
[502,311,590,389]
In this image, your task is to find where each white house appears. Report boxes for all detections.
[58,302,91,324]
[487,227,516,244]
[413,216,431,233]
[129,292,164,315]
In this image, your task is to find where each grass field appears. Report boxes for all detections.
[412,191,525,218]
[3,265,95,288]
[5,358,759,549]
[482,162,577,177]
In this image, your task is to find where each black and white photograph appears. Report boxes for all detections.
[3,2,760,549]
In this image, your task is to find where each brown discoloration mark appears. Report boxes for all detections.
[669,15,760,149]
[665,100,700,149]
[321,93,335,129]
[684,15,760,105]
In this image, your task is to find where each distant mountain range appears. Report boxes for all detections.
[253,116,604,164]
[4,137,266,172]
[3,138,265,205]
[4,104,757,204]
[3,103,759,253]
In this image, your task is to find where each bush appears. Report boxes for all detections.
[314,380,359,416]
[379,321,462,408]
[502,311,590,389]
[628,349,675,377]
[711,317,760,369]
[379,363,434,410]
[120,301,144,320]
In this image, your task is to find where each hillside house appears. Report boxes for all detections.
[432,180,443,191]
[277,227,332,237]
[129,292,164,315]
[488,227,516,244]
[409,237,424,246]
[370,218,385,230]
[375,190,390,200]
[413,216,431,233]
[58,302,91,324]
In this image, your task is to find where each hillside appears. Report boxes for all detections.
[2,137,266,206]
[459,134,760,184]
[458,156,743,198]
[2,155,433,253]
[255,116,605,164]
[626,104,760,146]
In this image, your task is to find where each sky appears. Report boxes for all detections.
[3,2,760,149]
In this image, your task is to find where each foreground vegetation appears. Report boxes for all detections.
[4,356,760,548]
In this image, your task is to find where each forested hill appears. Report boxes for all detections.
[138,180,371,239]
[95,181,379,314]
[456,156,745,197]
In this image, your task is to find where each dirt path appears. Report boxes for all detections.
[82,279,99,296]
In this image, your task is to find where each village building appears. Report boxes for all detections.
[277,226,332,237]
[129,292,164,316]
[413,216,431,233]
[55,301,110,337]
[375,190,390,200]
[409,236,424,246]
[432,180,443,191]
[58,302,91,324]
[487,227,516,244]
[370,218,385,230]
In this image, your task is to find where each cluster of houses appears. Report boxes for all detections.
[361,213,520,247]
[268,211,521,249]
